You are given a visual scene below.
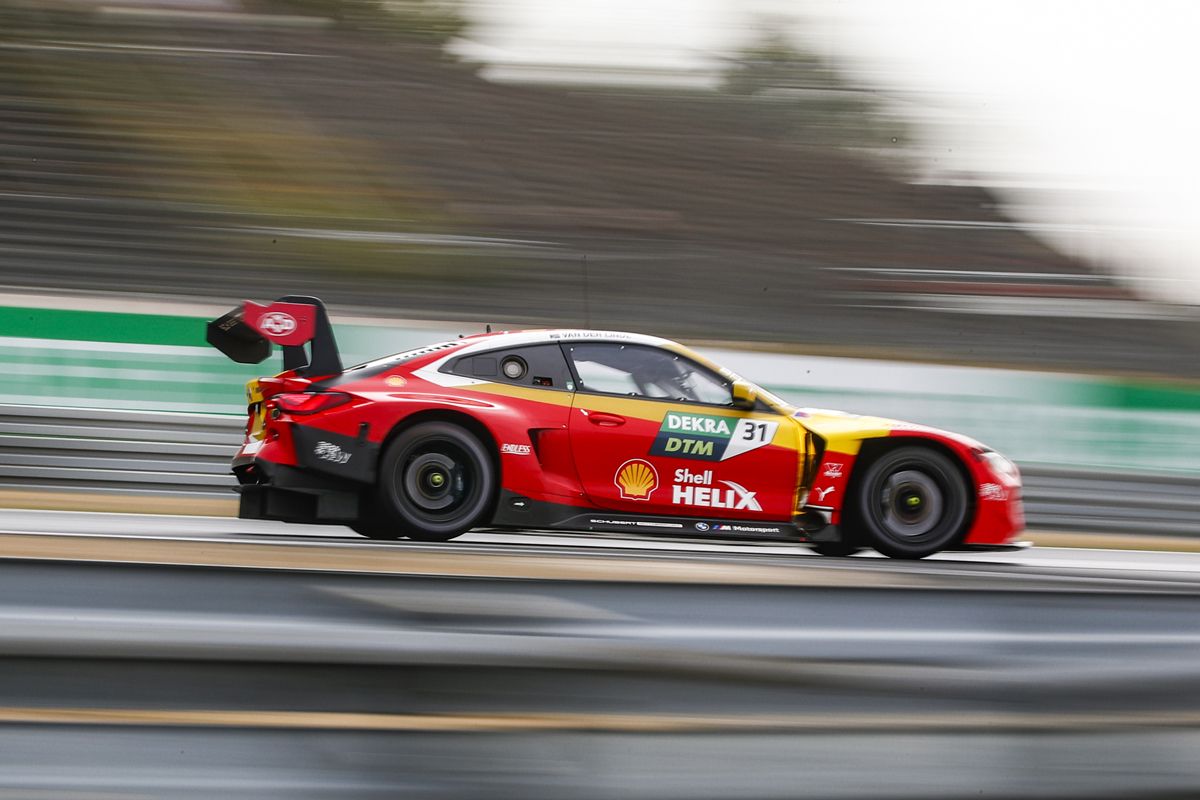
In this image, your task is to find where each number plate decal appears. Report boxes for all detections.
[649,411,778,461]
[722,419,780,460]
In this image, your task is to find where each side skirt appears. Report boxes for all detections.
[490,491,842,544]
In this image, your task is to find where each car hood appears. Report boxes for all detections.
[787,406,986,451]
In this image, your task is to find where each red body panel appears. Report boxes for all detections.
[808,451,857,522]
[567,398,802,520]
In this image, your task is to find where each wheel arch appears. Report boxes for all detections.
[380,408,501,474]
[373,408,504,533]
[845,435,977,544]
[379,409,502,512]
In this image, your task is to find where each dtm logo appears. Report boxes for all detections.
[260,312,297,336]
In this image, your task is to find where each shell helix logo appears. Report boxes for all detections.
[261,312,297,336]
[614,459,659,501]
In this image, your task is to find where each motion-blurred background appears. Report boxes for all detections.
[3,2,1200,797]
[3,0,1198,373]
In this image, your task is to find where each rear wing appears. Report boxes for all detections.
[206,295,343,376]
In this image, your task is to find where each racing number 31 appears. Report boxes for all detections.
[720,418,779,460]
[743,422,770,441]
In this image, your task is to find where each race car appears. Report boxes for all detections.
[207,296,1025,559]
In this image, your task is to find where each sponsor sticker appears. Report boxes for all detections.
[501,443,532,455]
[822,462,844,479]
[979,482,1007,501]
[583,517,777,535]
[588,518,683,529]
[670,467,762,511]
[260,312,297,336]
[649,411,778,462]
[314,441,351,464]
[385,375,408,388]
[814,486,836,502]
[614,459,659,501]
[711,523,783,535]
[549,331,633,340]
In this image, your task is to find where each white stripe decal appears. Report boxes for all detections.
[0,337,219,357]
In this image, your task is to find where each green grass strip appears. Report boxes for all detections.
[0,307,204,346]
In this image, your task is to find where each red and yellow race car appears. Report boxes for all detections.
[207,296,1025,559]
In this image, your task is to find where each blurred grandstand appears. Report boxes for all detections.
[1,0,1196,376]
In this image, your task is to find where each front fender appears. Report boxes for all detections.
[795,411,1023,546]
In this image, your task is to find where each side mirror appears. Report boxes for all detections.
[730,380,758,410]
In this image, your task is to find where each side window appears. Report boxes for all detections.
[567,343,732,406]
[443,344,573,391]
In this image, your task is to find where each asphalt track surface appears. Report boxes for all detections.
[6,508,1200,576]
[4,510,1200,599]
[3,510,1200,798]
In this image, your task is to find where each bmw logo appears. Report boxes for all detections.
[695,522,711,532]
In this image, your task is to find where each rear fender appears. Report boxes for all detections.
[365,395,584,504]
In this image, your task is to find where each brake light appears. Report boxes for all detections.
[272,392,353,415]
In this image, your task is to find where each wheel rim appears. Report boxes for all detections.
[877,469,944,540]
[399,443,477,518]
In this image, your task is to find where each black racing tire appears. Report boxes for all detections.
[855,446,970,559]
[349,519,406,541]
[812,540,863,557]
[375,421,496,543]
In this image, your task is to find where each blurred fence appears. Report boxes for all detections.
[2,302,1199,475]
[2,402,1197,535]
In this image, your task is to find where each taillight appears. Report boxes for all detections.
[271,392,353,415]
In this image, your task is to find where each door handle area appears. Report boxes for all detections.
[587,412,626,427]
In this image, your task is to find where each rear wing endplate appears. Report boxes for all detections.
[205,295,343,376]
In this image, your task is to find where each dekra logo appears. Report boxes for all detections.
[664,413,732,436]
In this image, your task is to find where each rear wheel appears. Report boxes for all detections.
[856,446,969,559]
[375,421,496,542]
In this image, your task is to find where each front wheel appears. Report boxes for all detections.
[350,517,405,541]
[855,447,970,559]
[375,421,496,542]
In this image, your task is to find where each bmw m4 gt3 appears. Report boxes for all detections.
[207,296,1025,559]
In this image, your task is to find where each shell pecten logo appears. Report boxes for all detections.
[614,458,659,501]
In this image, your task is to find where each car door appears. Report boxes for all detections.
[563,341,802,521]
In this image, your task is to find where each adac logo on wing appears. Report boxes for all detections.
[260,312,297,336]
[614,458,659,501]
[649,411,779,462]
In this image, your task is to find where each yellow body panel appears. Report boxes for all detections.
[246,380,266,440]
[787,410,899,456]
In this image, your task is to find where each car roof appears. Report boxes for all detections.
[333,329,680,379]
[451,329,674,354]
